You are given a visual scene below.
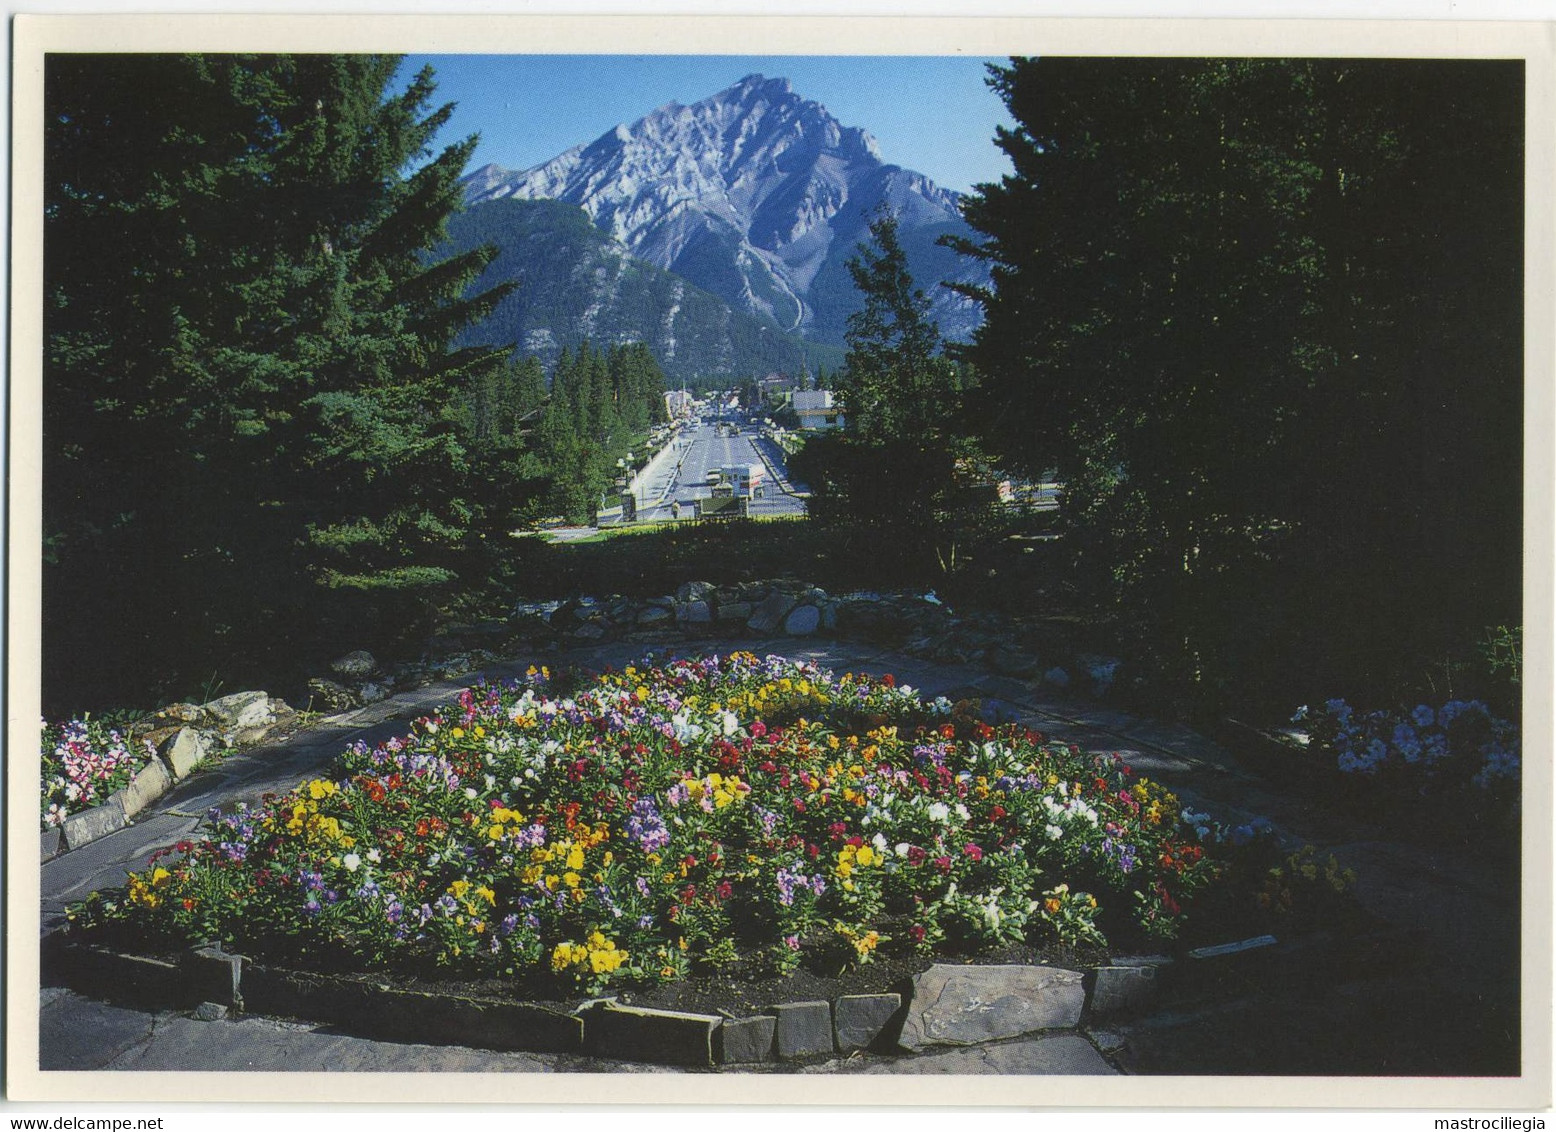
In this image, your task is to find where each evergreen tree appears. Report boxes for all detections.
[953,57,1522,707]
[44,54,513,709]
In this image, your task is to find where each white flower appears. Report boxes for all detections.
[1045,823,1064,841]
[895,842,913,858]
[366,848,381,864]
[720,710,739,737]
[954,803,970,822]
[343,853,362,872]
[872,832,889,854]
[464,787,478,800]
[927,802,951,823]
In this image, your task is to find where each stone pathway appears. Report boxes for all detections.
[34,634,1524,1077]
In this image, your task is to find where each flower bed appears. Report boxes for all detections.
[1293,698,1520,802]
[41,717,156,832]
[69,653,1293,999]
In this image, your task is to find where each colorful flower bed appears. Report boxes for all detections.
[71,653,1282,996]
[1293,698,1520,796]
[42,717,156,831]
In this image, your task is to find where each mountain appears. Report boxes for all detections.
[462,73,984,346]
[443,197,844,385]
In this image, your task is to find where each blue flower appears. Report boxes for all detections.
[1411,704,1435,728]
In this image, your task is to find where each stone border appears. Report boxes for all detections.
[49,937,1265,1068]
[42,694,293,862]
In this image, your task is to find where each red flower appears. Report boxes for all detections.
[988,805,1008,822]
[932,856,953,874]
[750,721,768,739]
[175,840,193,853]
[906,846,928,867]
[793,798,807,813]
[963,843,984,862]
[845,835,864,849]
[909,924,927,943]
[882,673,896,688]
[716,880,734,901]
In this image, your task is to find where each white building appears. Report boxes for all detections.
[792,389,843,430]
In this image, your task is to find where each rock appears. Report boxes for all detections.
[783,604,821,636]
[581,1003,720,1067]
[636,606,673,625]
[1080,654,1121,695]
[154,703,204,725]
[833,993,902,1052]
[1089,965,1158,1017]
[770,1000,833,1060]
[573,622,606,640]
[357,682,391,705]
[307,678,360,714]
[329,650,378,679]
[716,601,753,622]
[182,945,243,1008]
[192,1001,229,1022]
[61,797,128,850]
[1043,667,1071,689]
[820,601,838,631]
[200,691,274,731]
[717,1015,776,1064]
[159,727,216,779]
[676,580,716,603]
[41,827,63,861]
[1088,1028,1127,1054]
[896,964,1085,1052]
[117,758,173,819]
[747,591,797,634]
[675,601,712,624]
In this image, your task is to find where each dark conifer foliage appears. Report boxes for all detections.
[952,57,1523,708]
[44,54,517,710]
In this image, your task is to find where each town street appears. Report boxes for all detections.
[622,415,808,523]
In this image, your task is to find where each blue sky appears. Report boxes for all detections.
[397,55,1015,195]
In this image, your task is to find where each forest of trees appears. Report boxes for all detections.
[41,53,1523,722]
[43,54,666,711]
[805,57,1523,713]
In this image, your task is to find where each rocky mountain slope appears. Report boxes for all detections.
[462,74,984,347]
[443,198,843,384]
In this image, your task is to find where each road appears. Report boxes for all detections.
[621,417,807,523]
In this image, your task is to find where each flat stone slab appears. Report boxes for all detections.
[770,1000,833,1060]
[803,1033,1117,1075]
[897,964,1085,1052]
[118,758,174,819]
[61,796,128,850]
[582,1003,720,1067]
[1089,965,1158,1017]
[717,1014,776,1063]
[833,993,902,1052]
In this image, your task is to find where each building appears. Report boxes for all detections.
[791,389,843,430]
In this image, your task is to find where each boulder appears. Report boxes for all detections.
[201,691,276,733]
[117,758,174,818]
[783,604,821,636]
[676,580,716,603]
[1043,667,1071,689]
[159,727,216,779]
[357,682,391,705]
[675,600,712,624]
[716,601,753,622]
[896,964,1085,1052]
[636,605,673,625]
[747,591,796,634]
[329,650,378,679]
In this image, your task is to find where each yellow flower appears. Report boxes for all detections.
[566,845,586,871]
[449,879,471,900]
[488,824,505,840]
[307,779,337,800]
[451,727,465,739]
[855,845,877,867]
[563,871,581,889]
[475,885,496,905]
